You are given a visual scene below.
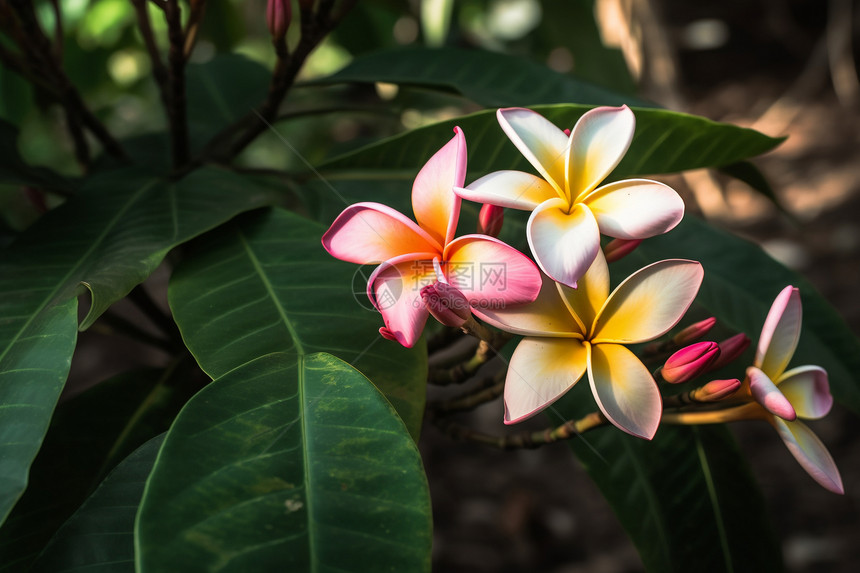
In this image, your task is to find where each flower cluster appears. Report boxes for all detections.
[323,106,842,493]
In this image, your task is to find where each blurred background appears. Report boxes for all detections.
[1,1,858,571]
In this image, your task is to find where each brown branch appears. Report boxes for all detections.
[164,0,189,169]
[183,0,207,58]
[433,411,608,450]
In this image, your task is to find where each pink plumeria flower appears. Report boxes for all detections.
[456,106,684,288]
[322,128,542,348]
[477,248,703,438]
[741,286,843,494]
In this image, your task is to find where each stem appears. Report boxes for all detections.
[661,402,764,425]
[434,410,608,450]
[182,0,207,57]
[429,339,496,385]
[164,0,189,169]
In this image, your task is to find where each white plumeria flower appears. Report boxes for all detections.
[476,249,703,439]
[456,106,684,288]
[743,286,843,494]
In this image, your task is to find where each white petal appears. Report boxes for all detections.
[772,418,844,494]
[581,179,684,239]
[777,366,833,420]
[527,199,600,289]
[456,170,559,210]
[497,108,570,198]
[567,105,635,199]
[755,286,801,380]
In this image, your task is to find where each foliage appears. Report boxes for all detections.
[0,1,854,571]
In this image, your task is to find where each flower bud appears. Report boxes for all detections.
[604,238,643,263]
[691,378,742,402]
[421,282,471,328]
[477,204,504,237]
[661,341,720,384]
[379,327,398,342]
[267,0,291,42]
[672,317,717,345]
[708,333,751,371]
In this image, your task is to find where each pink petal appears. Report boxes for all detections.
[527,199,600,289]
[474,271,584,337]
[442,234,541,307]
[497,108,570,198]
[504,337,588,424]
[412,127,466,247]
[755,286,801,380]
[322,202,441,264]
[456,170,559,210]
[567,105,635,200]
[772,418,844,494]
[581,179,684,240]
[592,259,703,344]
[366,254,436,348]
[778,366,833,420]
[747,366,797,421]
[587,342,662,439]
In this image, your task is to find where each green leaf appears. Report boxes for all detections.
[185,54,271,152]
[633,215,860,415]
[318,105,783,183]
[135,352,432,572]
[718,161,788,214]
[0,363,196,570]
[168,207,427,438]
[554,395,783,573]
[313,46,641,108]
[28,435,165,573]
[0,167,277,526]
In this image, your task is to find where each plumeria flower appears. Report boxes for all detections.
[477,249,703,438]
[742,286,843,493]
[456,106,684,288]
[322,128,542,348]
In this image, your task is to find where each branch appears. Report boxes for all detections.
[164,0,189,169]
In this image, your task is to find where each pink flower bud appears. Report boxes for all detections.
[604,238,643,263]
[672,316,717,345]
[693,378,742,402]
[420,282,472,328]
[661,341,720,384]
[477,204,504,237]
[709,333,751,371]
[267,0,291,41]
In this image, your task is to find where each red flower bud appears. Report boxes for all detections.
[420,282,471,328]
[709,333,751,371]
[661,341,720,384]
[672,317,717,345]
[267,0,291,41]
[604,238,643,263]
[693,378,742,402]
[477,204,504,237]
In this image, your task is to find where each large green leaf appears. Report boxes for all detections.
[0,363,197,571]
[313,46,642,107]
[553,388,783,573]
[135,352,431,572]
[632,216,860,414]
[168,207,427,438]
[0,167,277,525]
[319,105,783,183]
[29,435,165,573]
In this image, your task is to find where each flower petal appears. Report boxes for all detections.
[527,199,600,289]
[588,343,661,439]
[322,202,440,264]
[366,254,436,348]
[412,127,466,247]
[475,272,583,337]
[772,418,844,494]
[592,259,703,344]
[504,337,587,424]
[567,105,635,200]
[556,247,609,334]
[456,170,559,211]
[747,366,796,421]
[778,366,833,420]
[497,108,569,198]
[756,286,801,380]
[443,235,541,306]
[581,179,684,239]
